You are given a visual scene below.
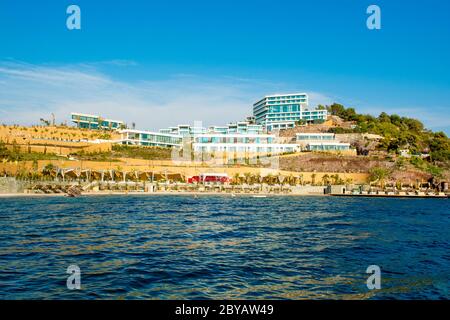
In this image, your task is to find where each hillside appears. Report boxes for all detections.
[1,105,449,189]
[323,103,450,163]
[277,103,450,185]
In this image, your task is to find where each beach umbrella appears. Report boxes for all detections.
[167,173,184,182]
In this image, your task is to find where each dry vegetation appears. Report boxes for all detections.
[73,145,173,161]
[0,125,119,142]
[280,153,393,173]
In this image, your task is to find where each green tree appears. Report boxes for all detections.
[0,140,9,158]
[369,167,390,188]
[321,174,330,185]
[327,103,345,117]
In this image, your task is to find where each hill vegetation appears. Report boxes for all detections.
[73,144,173,161]
[322,103,450,165]
[0,140,60,161]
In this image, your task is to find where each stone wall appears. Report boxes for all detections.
[0,177,25,194]
[291,185,327,195]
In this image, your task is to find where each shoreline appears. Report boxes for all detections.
[1,191,447,199]
[0,191,328,198]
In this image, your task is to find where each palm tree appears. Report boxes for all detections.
[43,163,55,176]
[275,174,282,185]
[130,168,139,182]
[286,174,295,186]
[298,174,304,186]
[311,173,317,186]
[232,173,240,185]
[322,174,330,186]
[265,173,274,185]
[244,172,252,185]
[331,174,339,185]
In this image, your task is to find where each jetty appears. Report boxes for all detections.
[331,191,448,199]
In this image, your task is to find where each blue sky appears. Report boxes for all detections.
[0,0,449,133]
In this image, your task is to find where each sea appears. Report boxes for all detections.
[0,195,448,299]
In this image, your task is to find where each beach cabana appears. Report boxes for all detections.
[61,168,78,180]
[152,173,165,181]
[138,171,153,181]
[167,173,184,182]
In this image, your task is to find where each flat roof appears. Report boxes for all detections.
[253,93,308,106]
[264,93,308,98]
[195,133,275,138]
[307,142,350,146]
[71,112,98,118]
[71,112,124,124]
[296,133,335,135]
[119,129,181,138]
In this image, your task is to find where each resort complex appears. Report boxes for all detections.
[79,93,336,156]
[120,122,299,155]
[0,93,449,197]
[65,94,335,156]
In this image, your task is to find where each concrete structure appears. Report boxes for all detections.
[192,133,299,154]
[120,127,299,155]
[159,124,206,136]
[119,129,182,148]
[71,112,124,130]
[0,177,26,194]
[253,93,327,131]
[306,142,352,152]
[121,121,295,155]
[209,122,264,135]
[326,185,347,194]
[296,132,352,152]
[296,133,336,142]
[160,122,264,136]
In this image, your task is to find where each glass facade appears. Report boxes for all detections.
[296,133,336,141]
[253,93,327,130]
[194,135,273,144]
[121,130,182,147]
[121,126,298,154]
[71,113,124,130]
[160,122,264,136]
[307,143,350,151]
[295,133,351,152]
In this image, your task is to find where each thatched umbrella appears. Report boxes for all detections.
[91,170,103,181]
[153,173,165,181]
[113,170,122,181]
[138,171,152,181]
[79,169,91,182]
[170,173,185,182]
[63,168,78,180]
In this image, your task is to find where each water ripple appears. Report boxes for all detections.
[0,195,449,299]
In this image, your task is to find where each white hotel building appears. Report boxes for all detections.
[296,133,351,152]
[119,129,182,148]
[119,122,299,154]
[253,93,328,131]
[192,133,298,154]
